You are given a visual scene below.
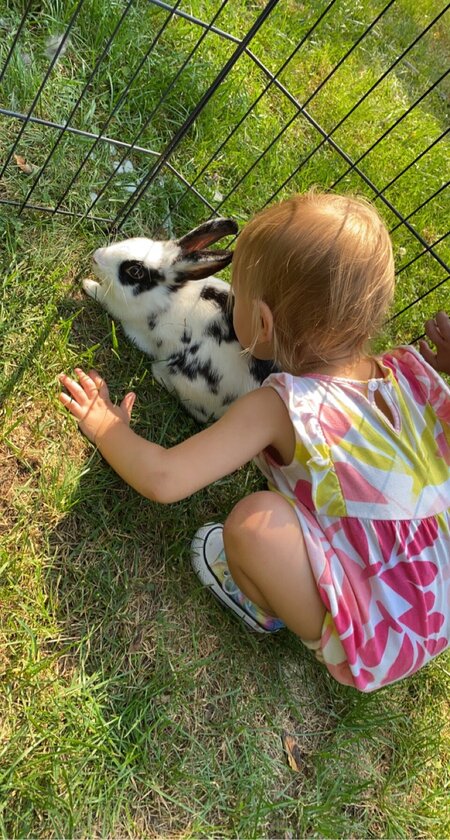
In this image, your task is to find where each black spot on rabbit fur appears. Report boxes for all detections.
[168,348,222,394]
[200,285,230,310]
[191,404,209,419]
[222,393,238,407]
[204,312,236,344]
[249,356,279,384]
[168,277,191,293]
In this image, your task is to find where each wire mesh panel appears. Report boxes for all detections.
[0,0,448,342]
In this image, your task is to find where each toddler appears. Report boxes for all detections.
[59,192,450,692]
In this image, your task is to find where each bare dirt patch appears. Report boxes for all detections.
[0,437,39,535]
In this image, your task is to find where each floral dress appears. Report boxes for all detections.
[256,346,450,691]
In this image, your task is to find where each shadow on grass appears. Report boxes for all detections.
[0,275,84,404]
[46,442,448,838]
[3,282,446,837]
[44,444,345,835]
[37,301,342,833]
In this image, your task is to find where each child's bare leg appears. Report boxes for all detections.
[223,491,325,641]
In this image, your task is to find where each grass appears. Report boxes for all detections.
[1,0,449,836]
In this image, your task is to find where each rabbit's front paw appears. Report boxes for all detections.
[83,278,105,302]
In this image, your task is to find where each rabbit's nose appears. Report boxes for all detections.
[92,248,102,264]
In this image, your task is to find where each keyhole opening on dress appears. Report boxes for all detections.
[373,388,396,429]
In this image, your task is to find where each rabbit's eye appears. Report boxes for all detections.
[119,260,160,290]
[126,264,145,280]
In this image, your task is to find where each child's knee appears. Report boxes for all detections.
[224,491,276,546]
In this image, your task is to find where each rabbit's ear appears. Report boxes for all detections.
[174,218,238,281]
[174,249,234,281]
[176,218,238,253]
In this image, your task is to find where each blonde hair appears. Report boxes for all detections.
[231,191,395,373]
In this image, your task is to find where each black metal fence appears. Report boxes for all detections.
[1,0,449,341]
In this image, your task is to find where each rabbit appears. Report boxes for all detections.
[82,218,278,423]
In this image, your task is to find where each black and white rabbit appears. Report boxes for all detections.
[83,218,277,422]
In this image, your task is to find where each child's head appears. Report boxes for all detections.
[231,191,395,373]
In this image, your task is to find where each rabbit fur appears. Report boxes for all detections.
[83,218,277,423]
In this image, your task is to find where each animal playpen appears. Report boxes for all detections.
[1,0,448,344]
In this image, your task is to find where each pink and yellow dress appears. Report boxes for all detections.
[256,346,450,691]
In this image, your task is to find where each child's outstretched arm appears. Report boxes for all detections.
[419,310,450,375]
[58,368,293,504]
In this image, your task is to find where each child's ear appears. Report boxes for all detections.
[258,301,274,343]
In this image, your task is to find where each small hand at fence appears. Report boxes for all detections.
[59,368,136,444]
[419,311,450,376]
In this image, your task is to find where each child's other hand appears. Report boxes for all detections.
[58,368,136,444]
[419,311,450,376]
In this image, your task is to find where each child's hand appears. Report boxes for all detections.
[58,368,136,444]
[419,311,450,376]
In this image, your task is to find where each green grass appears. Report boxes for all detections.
[1,0,449,837]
